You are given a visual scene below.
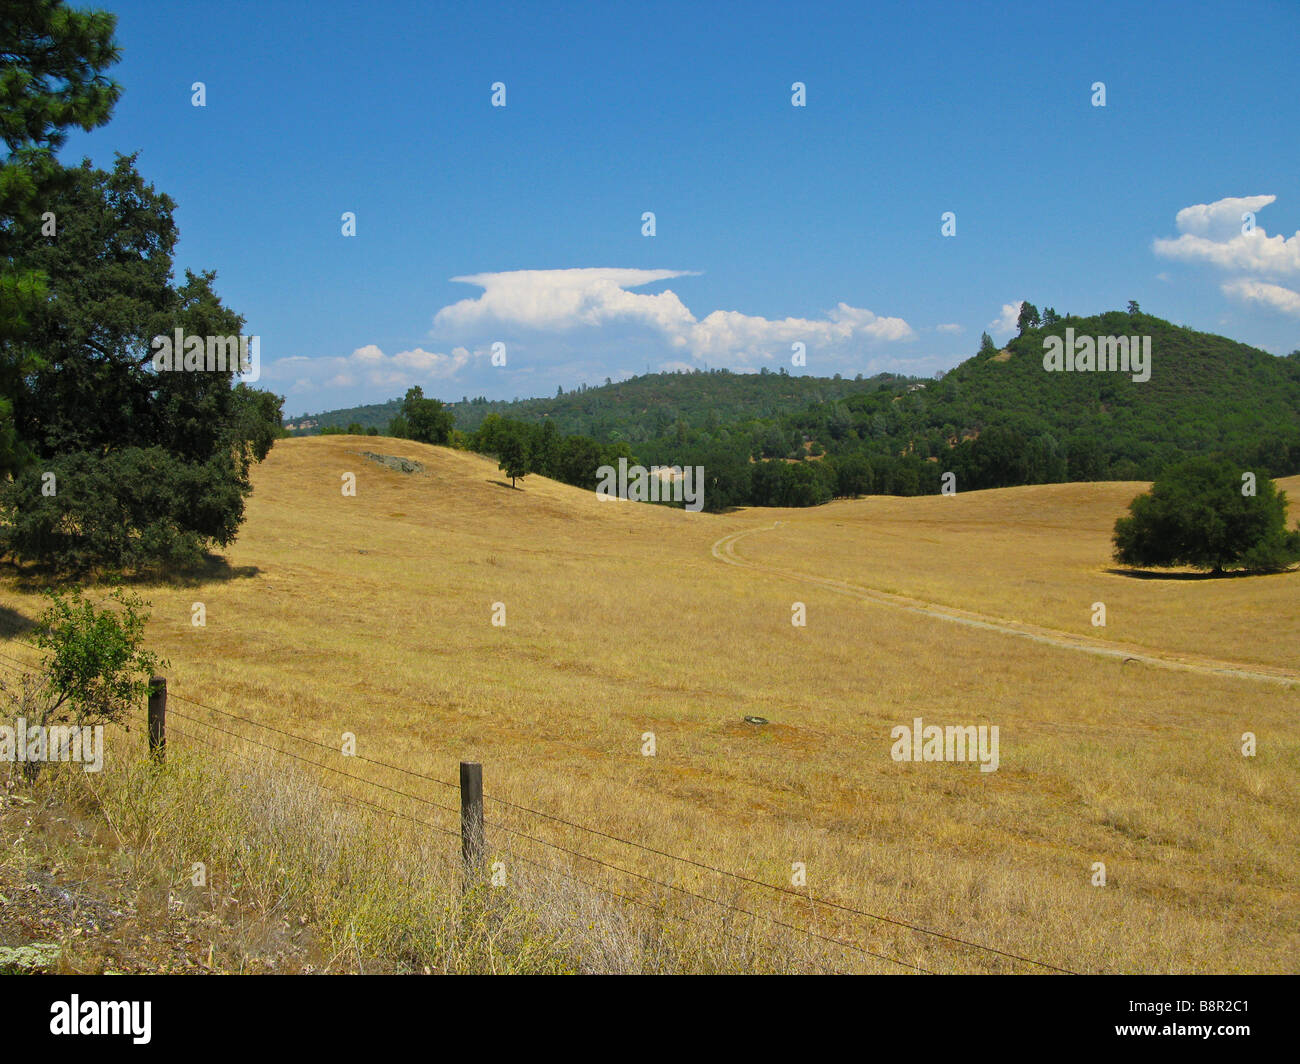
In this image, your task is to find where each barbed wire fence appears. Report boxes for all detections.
[0,643,1083,975]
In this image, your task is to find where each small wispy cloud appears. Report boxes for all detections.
[988,301,1023,337]
[1221,278,1300,317]
[270,344,475,395]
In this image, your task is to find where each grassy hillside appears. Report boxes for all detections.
[2,437,1296,972]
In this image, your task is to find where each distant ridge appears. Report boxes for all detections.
[286,368,906,438]
[290,309,1300,487]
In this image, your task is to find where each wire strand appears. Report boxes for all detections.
[163,684,1066,970]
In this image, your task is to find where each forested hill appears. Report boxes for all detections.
[286,368,901,439]
[770,308,1300,487]
[919,309,1300,475]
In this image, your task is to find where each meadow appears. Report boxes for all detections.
[2,436,1296,973]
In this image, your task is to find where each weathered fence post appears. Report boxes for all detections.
[147,675,167,763]
[460,761,484,882]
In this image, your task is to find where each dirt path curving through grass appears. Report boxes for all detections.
[711,523,1300,688]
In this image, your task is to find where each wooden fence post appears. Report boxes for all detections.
[460,761,484,881]
[147,675,167,762]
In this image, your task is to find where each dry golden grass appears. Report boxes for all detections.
[2,437,1297,973]
[740,477,1300,670]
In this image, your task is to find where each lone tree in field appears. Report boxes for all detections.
[1113,457,1300,574]
[497,426,530,488]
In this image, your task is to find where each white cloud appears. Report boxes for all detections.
[268,344,474,395]
[279,268,919,402]
[433,268,698,335]
[431,268,914,365]
[1153,194,1300,274]
[988,301,1023,336]
[935,323,963,334]
[351,344,386,364]
[688,303,912,362]
[1221,279,1300,316]
[1171,195,1275,239]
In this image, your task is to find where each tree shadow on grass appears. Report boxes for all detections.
[120,555,262,590]
[2,554,260,592]
[1105,566,1293,581]
[0,603,35,640]
[488,479,522,491]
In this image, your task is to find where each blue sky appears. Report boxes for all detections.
[60,0,1300,416]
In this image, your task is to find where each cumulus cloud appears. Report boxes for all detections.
[688,302,913,361]
[268,343,474,395]
[347,343,473,383]
[1169,195,1276,239]
[1221,279,1300,316]
[434,268,699,336]
[431,268,914,365]
[988,301,1023,336]
[1153,195,1300,274]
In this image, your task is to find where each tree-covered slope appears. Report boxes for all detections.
[941,310,1300,470]
[781,309,1300,485]
[287,368,902,441]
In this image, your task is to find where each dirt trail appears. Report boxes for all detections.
[711,524,1300,688]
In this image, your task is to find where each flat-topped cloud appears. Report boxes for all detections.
[434,269,700,336]
[432,267,915,364]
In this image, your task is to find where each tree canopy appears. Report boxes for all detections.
[1113,458,1300,573]
[400,386,453,445]
[0,6,282,572]
[1016,301,1040,334]
[1,0,122,478]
